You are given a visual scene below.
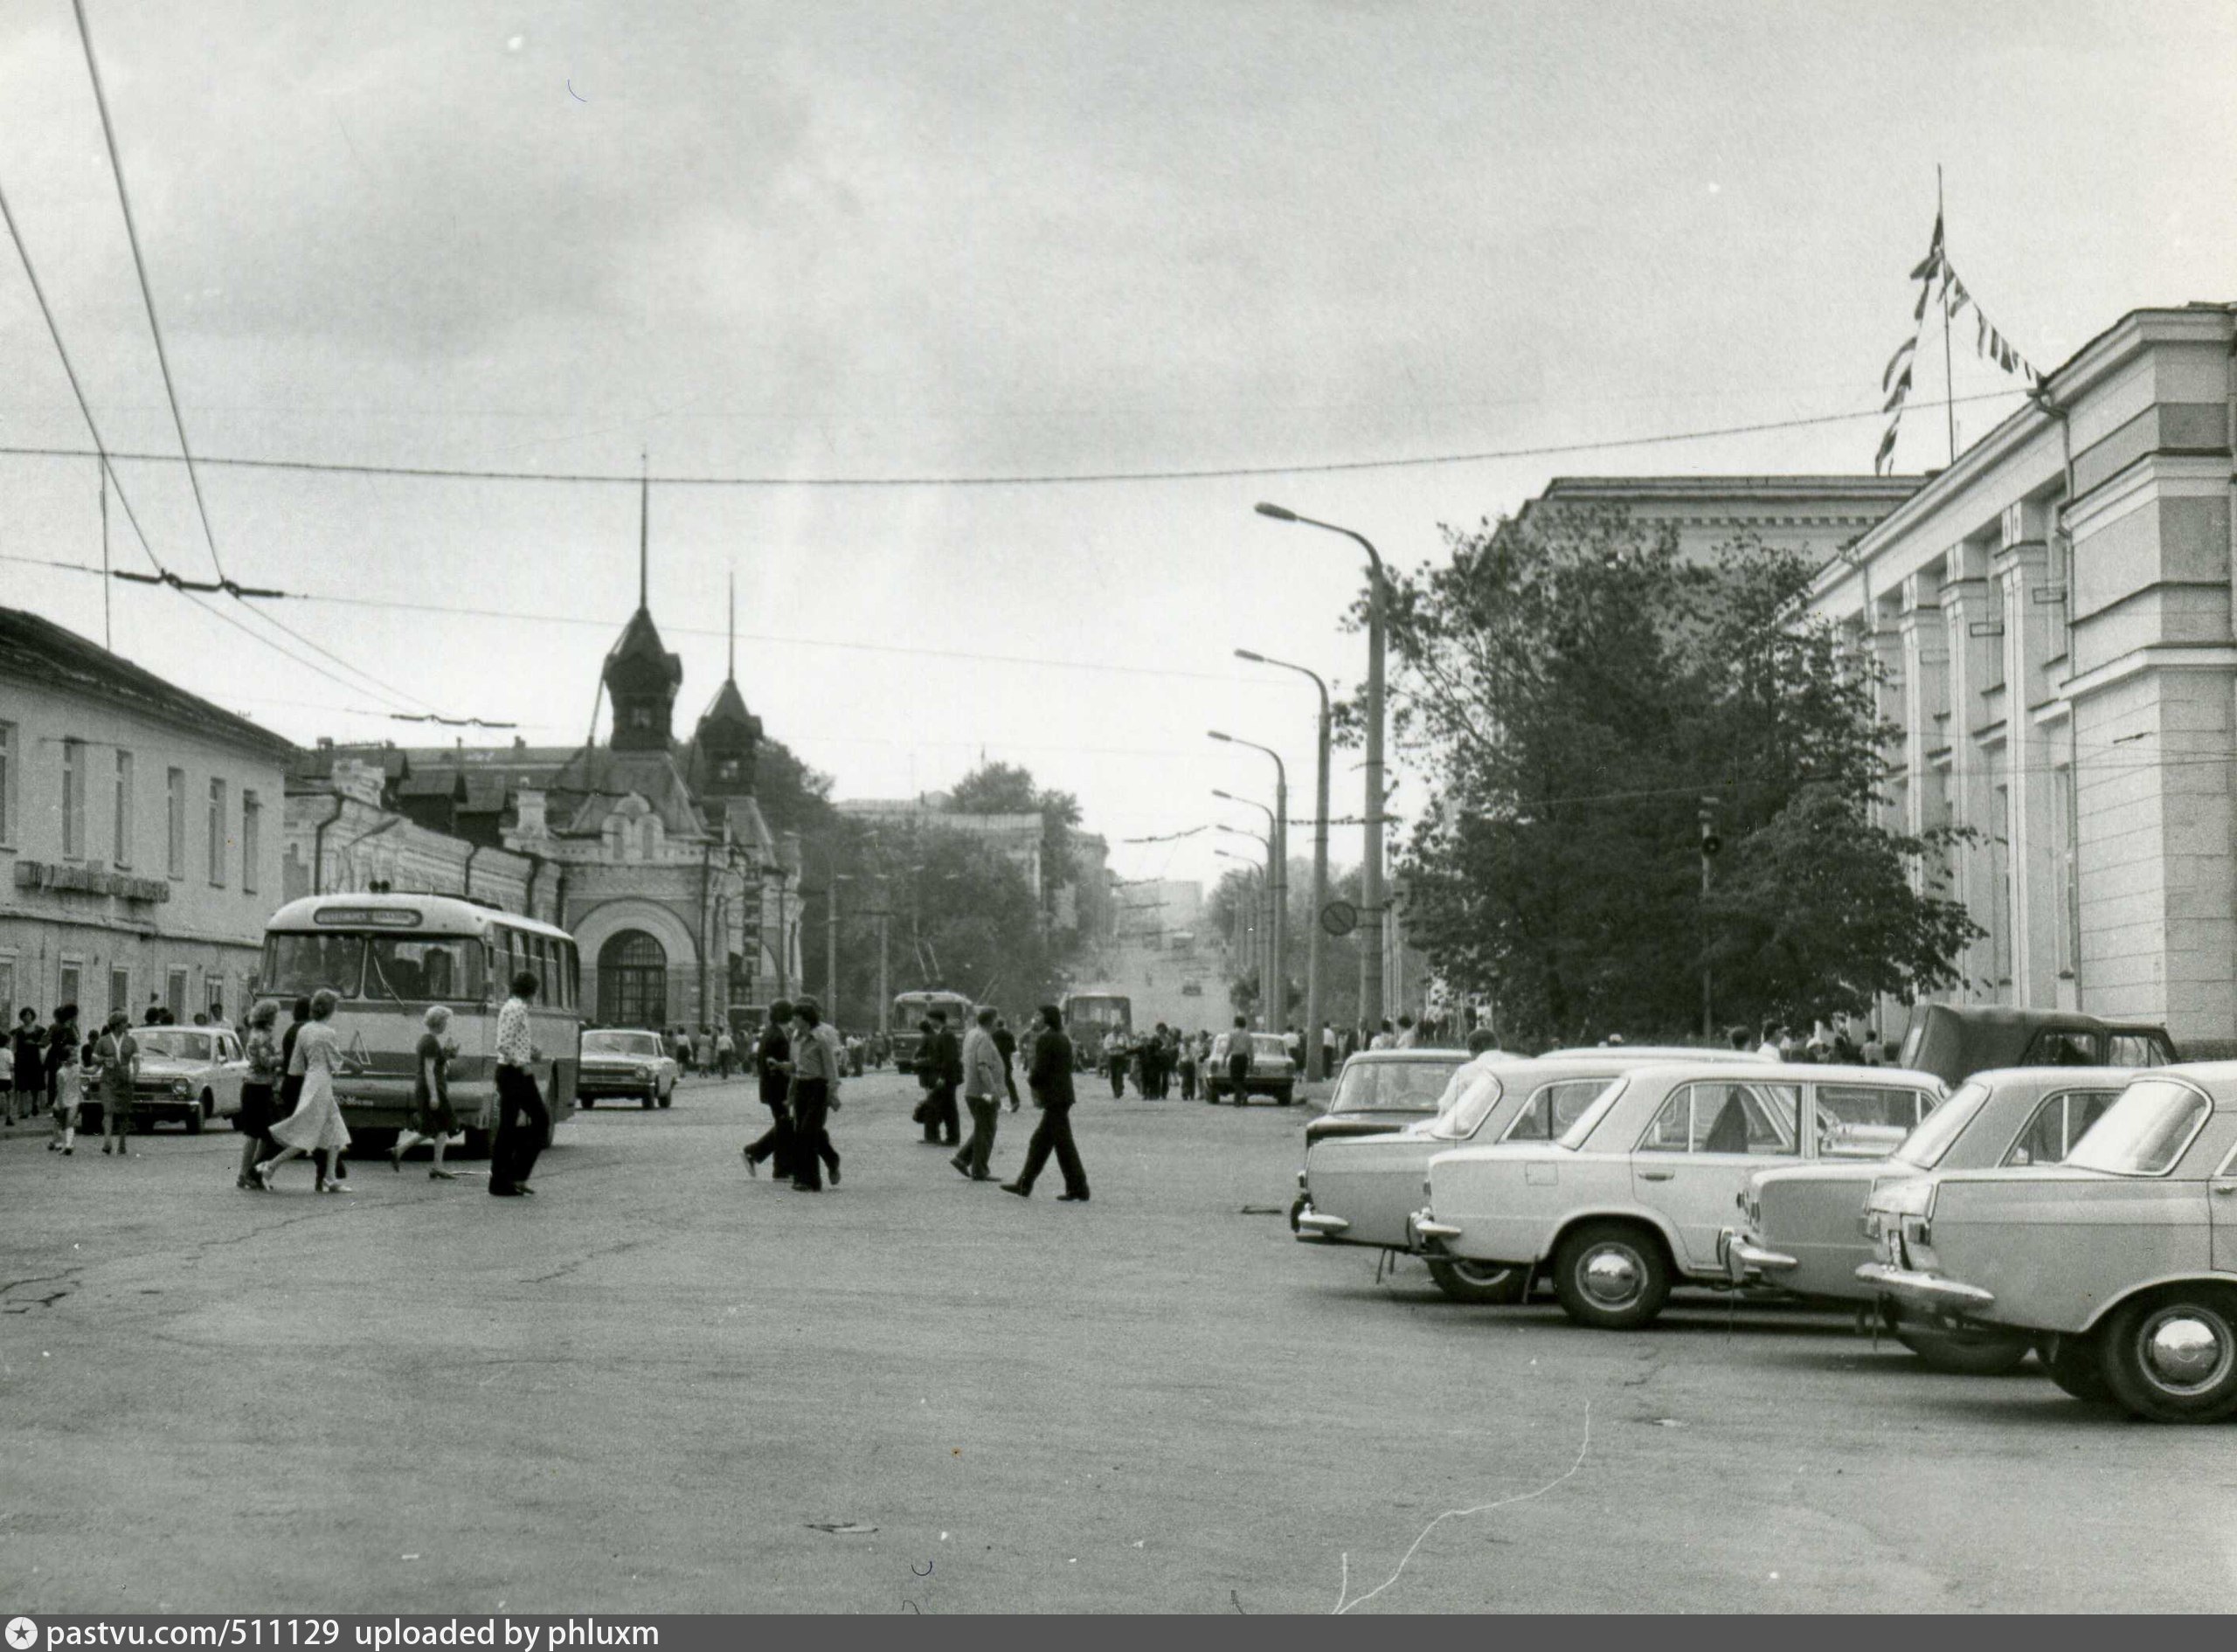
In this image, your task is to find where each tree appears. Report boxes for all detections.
[945,760,1085,935]
[1385,506,1978,1047]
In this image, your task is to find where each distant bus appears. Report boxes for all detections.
[890,990,975,1068]
[258,893,584,1149]
[1061,992,1133,1064]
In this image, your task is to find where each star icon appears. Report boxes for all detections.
[7,1617,40,1650]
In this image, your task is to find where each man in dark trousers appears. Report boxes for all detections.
[742,1000,795,1178]
[991,1015,1022,1114]
[920,1008,962,1146]
[488,971,548,1198]
[787,999,840,1192]
[1003,1004,1089,1202]
[1223,1014,1253,1105]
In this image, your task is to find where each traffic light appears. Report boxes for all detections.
[1698,800,1721,859]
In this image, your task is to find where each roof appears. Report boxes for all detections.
[0,605,296,761]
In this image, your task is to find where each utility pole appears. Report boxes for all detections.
[1699,797,1721,1040]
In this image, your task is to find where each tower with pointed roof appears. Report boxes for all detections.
[605,468,682,751]
[692,570,762,798]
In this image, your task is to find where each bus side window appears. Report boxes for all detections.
[566,942,581,1011]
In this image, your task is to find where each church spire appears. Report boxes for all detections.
[605,449,682,752]
[637,451,649,611]
[726,566,736,681]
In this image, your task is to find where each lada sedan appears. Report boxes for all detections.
[1409,1061,1944,1330]
[1860,1064,2237,1422]
[1205,1032,1299,1105]
[578,1028,679,1109]
[107,1025,249,1133]
[1302,1048,1475,1148]
[1723,1068,2129,1372]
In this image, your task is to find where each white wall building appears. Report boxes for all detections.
[1808,302,2236,1042]
[0,608,294,1027]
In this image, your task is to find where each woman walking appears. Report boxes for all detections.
[255,989,352,1192]
[233,1000,283,1189]
[92,1012,138,1157]
[390,1005,461,1179]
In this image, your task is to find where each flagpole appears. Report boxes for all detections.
[1939,165,1957,466]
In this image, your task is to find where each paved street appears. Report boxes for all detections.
[2,1068,2227,1614]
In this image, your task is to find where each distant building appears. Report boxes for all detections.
[836,795,1048,896]
[1118,879,1202,942]
[287,496,800,1028]
[1809,302,2237,1042]
[0,606,294,1026]
[1515,473,1923,564]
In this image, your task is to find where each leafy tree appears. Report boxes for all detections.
[945,760,1086,933]
[1385,506,1978,1047]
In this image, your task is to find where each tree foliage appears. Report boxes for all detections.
[1388,507,1979,1046]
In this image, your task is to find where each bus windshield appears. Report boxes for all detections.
[261,934,366,999]
[362,937,486,1002]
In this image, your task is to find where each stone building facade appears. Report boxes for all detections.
[0,606,294,1028]
[1514,473,1924,564]
[1807,302,2237,1041]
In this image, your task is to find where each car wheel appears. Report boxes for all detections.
[2040,1333,2115,1403]
[1203,1085,1219,1104]
[1274,1087,1294,1107]
[1894,1322,2032,1375]
[641,1089,655,1110]
[1550,1221,1672,1331]
[184,1099,204,1135]
[581,1096,595,1109]
[657,1087,674,1109]
[1427,1256,1527,1305]
[2098,1290,2237,1423]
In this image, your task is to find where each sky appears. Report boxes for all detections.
[3,0,2234,896]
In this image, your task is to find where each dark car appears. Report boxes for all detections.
[1894,1005,2175,1089]
[1303,1049,1472,1146]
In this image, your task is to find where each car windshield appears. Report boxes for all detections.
[134,1031,215,1062]
[584,1032,662,1057]
[261,933,364,999]
[2065,1079,2212,1176]
[1330,1058,1465,1115]
[1894,1080,1988,1168]
[1250,1035,1289,1061]
[1432,1071,1506,1140]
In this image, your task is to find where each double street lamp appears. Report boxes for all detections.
[1255,501,1389,1034]
[1211,841,1270,1024]
[1236,649,1331,1078]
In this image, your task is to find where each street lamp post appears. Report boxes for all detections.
[1253,502,1389,1036]
[1211,734,1287,1039]
[1215,812,1277,1030]
[1236,649,1331,1078]
[1213,842,1269,1026]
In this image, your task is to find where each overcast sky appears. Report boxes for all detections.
[3,1,2233,894]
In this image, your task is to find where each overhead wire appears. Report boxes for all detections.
[0,388,2032,488]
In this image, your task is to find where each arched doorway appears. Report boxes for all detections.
[599,930,668,1029]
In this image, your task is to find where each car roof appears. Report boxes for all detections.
[1964,1065,2137,1090]
[1619,1060,1943,1086]
[1340,1049,1469,1064]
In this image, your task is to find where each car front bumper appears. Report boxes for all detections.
[578,1068,657,1095]
[1853,1261,1997,1314]
[1292,1198,1351,1241]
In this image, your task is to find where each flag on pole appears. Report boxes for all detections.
[1873,203,2041,473]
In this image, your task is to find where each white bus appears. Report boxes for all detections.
[257,893,584,1149]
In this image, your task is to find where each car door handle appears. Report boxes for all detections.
[2213,1182,2237,1197]
[1639,1168,1676,1181]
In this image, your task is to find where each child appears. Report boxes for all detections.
[48,1037,81,1156]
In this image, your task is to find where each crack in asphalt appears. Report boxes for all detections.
[522,1238,649,1285]
[0,1270,85,1314]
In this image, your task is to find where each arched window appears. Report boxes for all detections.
[597,930,668,1029]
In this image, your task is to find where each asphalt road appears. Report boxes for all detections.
[2,1068,2229,1614]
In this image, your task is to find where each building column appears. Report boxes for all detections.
[1896,570,1948,855]
[1939,544,2001,998]
[1995,501,2058,1007]
[1870,593,1908,839]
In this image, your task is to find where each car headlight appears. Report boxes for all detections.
[172,1080,192,1097]
[634,1064,651,1080]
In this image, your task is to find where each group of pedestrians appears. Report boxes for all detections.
[1743,1013,1889,1065]
[741,997,844,1191]
[7,1004,146,1158]
[957,1005,1089,1201]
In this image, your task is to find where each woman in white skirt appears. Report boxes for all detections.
[254,988,352,1192]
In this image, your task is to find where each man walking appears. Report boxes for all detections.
[488,971,547,1198]
[788,999,841,1192]
[953,1006,1004,1181]
[992,1015,1022,1113]
[920,1008,962,1146]
[742,999,795,1178]
[1223,1014,1251,1105]
[1003,1004,1089,1202]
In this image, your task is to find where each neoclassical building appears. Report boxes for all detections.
[287,585,800,1029]
[1808,302,2236,1041]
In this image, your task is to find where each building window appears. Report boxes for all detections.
[2053,764,2078,978]
[207,777,227,887]
[241,791,261,895]
[59,960,83,1016]
[166,968,188,1024]
[167,768,186,879]
[0,957,14,1024]
[0,721,15,845]
[109,965,129,1022]
[1991,782,2013,988]
[62,739,87,859]
[113,750,135,868]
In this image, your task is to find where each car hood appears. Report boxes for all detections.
[132,1056,214,1078]
[1751,1160,1897,1190]
[581,1050,661,1065]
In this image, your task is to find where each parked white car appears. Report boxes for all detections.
[115,1025,249,1133]
[1409,1061,1944,1329]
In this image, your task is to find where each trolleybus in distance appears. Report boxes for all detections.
[890,990,975,1068]
[1060,991,1132,1068]
[257,893,584,1151]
